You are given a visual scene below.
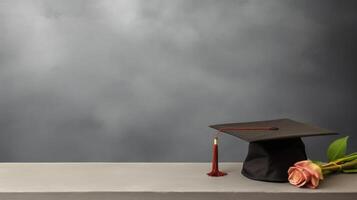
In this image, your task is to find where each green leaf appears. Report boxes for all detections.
[342,169,357,173]
[327,136,349,162]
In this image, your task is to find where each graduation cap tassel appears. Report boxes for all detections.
[207,136,227,177]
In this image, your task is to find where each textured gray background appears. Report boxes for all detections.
[0,0,356,162]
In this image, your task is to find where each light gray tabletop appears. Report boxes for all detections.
[0,162,356,200]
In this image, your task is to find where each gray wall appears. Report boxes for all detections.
[0,0,356,162]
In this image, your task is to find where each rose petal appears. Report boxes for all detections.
[306,177,319,189]
[296,168,310,187]
[294,160,312,167]
[288,166,297,174]
[289,168,310,187]
[306,164,323,180]
[289,170,304,186]
[311,176,319,187]
[295,161,323,180]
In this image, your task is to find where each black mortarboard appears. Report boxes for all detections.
[209,118,337,182]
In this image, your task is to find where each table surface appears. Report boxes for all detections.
[0,162,356,193]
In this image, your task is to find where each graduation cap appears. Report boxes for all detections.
[209,118,337,182]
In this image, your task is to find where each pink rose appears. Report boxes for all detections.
[288,160,323,189]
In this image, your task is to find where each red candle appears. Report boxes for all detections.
[207,136,227,177]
